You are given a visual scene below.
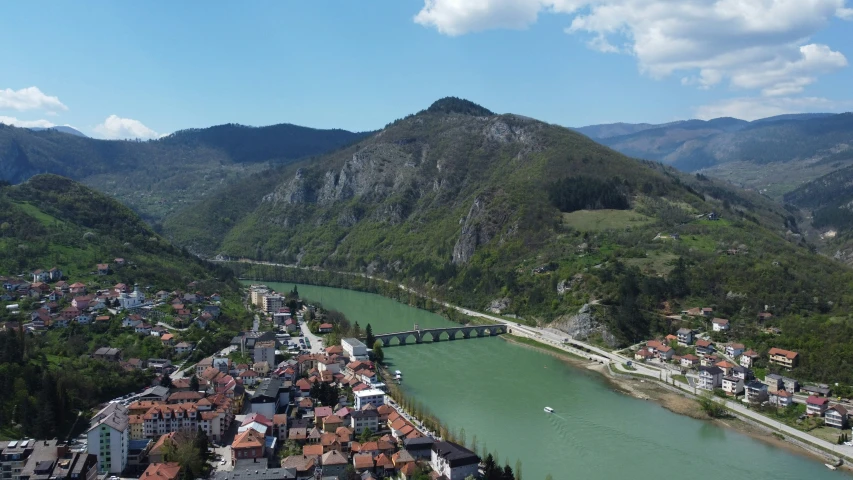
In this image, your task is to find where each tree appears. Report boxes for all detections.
[160,374,173,388]
[483,454,501,480]
[514,459,522,480]
[372,341,385,364]
[501,465,515,480]
[189,375,200,392]
[358,427,375,443]
[164,429,206,479]
[365,323,375,346]
[352,322,361,339]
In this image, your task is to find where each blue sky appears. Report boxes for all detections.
[2,1,852,138]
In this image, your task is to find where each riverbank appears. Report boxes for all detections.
[501,334,850,473]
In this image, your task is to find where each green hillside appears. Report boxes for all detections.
[0,174,237,292]
[165,99,853,379]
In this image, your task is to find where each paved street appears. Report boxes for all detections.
[299,319,325,354]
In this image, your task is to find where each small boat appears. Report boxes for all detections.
[824,463,837,471]
[395,370,402,376]
[544,407,554,413]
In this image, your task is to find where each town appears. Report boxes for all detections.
[0,273,497,480]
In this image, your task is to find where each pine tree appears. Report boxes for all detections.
[189,375,200,392]
[365,324,374,346]
[501,465,515,480]
[514,459,522,480]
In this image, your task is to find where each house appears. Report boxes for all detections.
[680,354,700,368]
[757,312,773,322]
[160,333,175,346]
[70,282,87,294]
[634,349,654,362]
[677,328,693,346]
[280,455,317,478]
[698,366,723,390]
[93,347,122,362]
[726,343,745,358]
[781,377,799,393]
[175,342,194,355]
[645,340,664,353]
[826,406,848,428]
[32,269,50,283]
[657,345,673,360]
[806,396,830,416]
[722,376,744,396]
[250,378,288,418]
[763,374,784,393]
[740,350,760,368]
[254,340,277,365]
[802,384,832,397]
[318,323,333,334]
[770,390,793,407]
[714,361,735,376]
[711,318,730,332]
[695,339,714,356]
[321,450,348,478]
[430,441,480,480]
[745,380,768,404]
[731,365,752,381]
[141,462,181,480]
[768,347,798,369]
[352,453,374,473]
[232,428,266,467]
[96,264,110,275]
[322,415,344,433]
[701,307,714,317]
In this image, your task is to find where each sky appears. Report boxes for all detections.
[1,1,852,139]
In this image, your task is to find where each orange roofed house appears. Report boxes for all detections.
[232,428,268,467]
[141,462,181,480]
[768,348,799,369]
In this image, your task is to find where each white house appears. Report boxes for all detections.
[726,343,745,358]
[87,403,130,474]
[722,376,744,396]
[342,337,369,361]
[745,381,768,404]
[431,441,480,480]
[354,389,385,410]
[118,285,146,310]
[826,406,848,428]
[698,366,723,391]
[711,318,730,332]
[677,328,693,346]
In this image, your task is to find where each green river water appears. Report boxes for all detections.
[263,282,842,480]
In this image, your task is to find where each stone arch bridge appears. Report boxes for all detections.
[373,324,508,347]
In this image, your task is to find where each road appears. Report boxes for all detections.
[299,319,325,354]
[156,321,189,332]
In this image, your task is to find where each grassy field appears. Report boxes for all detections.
[624,252,678,275]
[562,209,652,232]
[11,201,66,227]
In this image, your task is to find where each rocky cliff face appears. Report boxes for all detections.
[452,194,510,264]
[550,304,619,348]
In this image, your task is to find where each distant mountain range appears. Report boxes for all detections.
[575,113,847,172]
[29,125,88,137]
[0,122,370,223]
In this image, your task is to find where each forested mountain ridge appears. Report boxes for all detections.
[0,122,369,223]
[167,99,853,382]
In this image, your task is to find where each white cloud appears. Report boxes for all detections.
[415,0,853,96]
[0,116,56,128]
[93,115,159,140]
[0,86,67,112]
[694,96,853,121]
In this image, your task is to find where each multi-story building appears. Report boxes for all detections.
[87,403,130,474]
[350,409,379,435]
[354,389,385,410]
[262,295,284,315]
[253,341,276,366]
[141,400,233,442]
[768,347,799,369]
[430,441,480,480]
[676,328,693,346]
[250,288,269,308]
[697,366,722,391]
[342,338,369,361]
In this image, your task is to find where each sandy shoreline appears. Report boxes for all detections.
[500,335,850,473]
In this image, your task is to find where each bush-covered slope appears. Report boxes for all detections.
[0,174,238,292]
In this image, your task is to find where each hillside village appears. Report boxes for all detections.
[633,305,853,442]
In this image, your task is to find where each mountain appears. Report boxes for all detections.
[164,99,853,382]
[0,122,370,223]
[0,174,237,292]
[575,113,853,198]
[29,125,88,137]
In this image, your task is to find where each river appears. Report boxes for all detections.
[261,282,841,480]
